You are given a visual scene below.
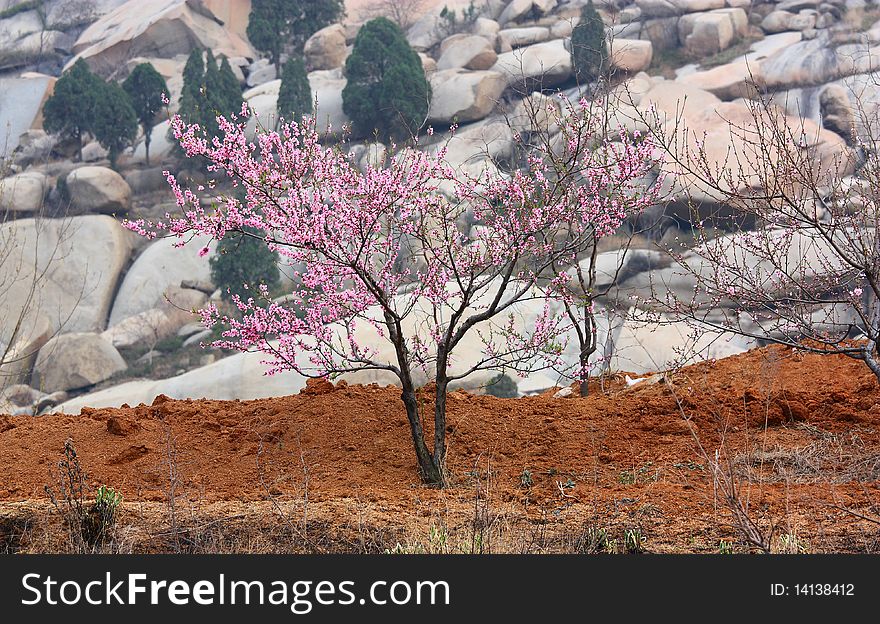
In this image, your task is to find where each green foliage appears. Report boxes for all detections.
[278,57,312,124]
[438,1,479,37]
[42,59,104,160]
[92,80,138,169]
[210,226,281,305]
[247,0,344,75]
[122,62,168,166]
[571,0,607,84]
[176,49,243,148]
[485,372,519,398]
[342,17,430,141]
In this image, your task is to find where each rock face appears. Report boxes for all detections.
[0,74,56,160]
[33,333,127,392]
[65,166,132,214]
[436,35,497,70]
[69,0,254,74]
[0,215,133,339]
[609,39,653,73]
[109,232,215,326]
[428,69,507,123]
[491,38,572,87]
[0,171,47,214]
[304,23,348,71]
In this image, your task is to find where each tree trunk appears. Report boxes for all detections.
[578,308,597,397]
[401,380,442,485]
[144,125,151,166]
[433,378,448,486]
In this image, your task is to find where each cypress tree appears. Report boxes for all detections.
[122,62,168,166]
[342,17,430,141]
[42,59,104,161]
[92,81,138,169]
[277,57,312,125]
[571,0,608,85]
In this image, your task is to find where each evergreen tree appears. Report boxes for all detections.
[42,59,104,161]
[176,50,243,148]
[571,0,608,85]
[178,48,206,127]
[247,0,344,77]
[218,56,244,116]
[277,57,312,125]
[122,62,168,166]
[342,17,430,141]
[210,226,281,306]
[92,81,138,169]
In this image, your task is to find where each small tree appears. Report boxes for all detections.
[210,226,281,306]
[125,94,658,486]
[247,0,345,77]
[571,0,607,85]
[342,17,430,141]
[92,81,138,169]
[122,62,168,166]
[42,59,104,161]
[278,58,312,125]
[178,48,207,127]
[635,83,880,380]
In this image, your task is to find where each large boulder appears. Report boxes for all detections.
[678,58,764,100]
[498,26,550,51]
[68,0,255,74]
[0,74,56,160]
[32,333,127,392]
[0,313,53,391]
[309,69,352,137]
[428,69,507,124]
[0,215,133,338]
[498,0,558,25]
[436,35,498,70]
[102,286,207,349]
[491,38,572,87]
[609,39,653,73]
[635,0,726,18]
[304,23,349,71]
[109,232,215,326]
[640,83,851,219]
[65,166,132,214]
[760,34,880,91]
[131,120,175,164]
[55,344,308,412]
[0,171,47,214]
[678,8,747,56]
[610,314,757,374]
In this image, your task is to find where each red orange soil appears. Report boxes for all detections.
[2,345,879,553]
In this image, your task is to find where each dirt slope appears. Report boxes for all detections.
[2,345,879,553]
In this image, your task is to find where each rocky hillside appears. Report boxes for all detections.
[0,0,877,416]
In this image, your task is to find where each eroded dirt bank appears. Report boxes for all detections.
[1,345,879,553]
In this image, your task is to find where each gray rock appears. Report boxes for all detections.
[65,166,132,214]
[33,333,127,392]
